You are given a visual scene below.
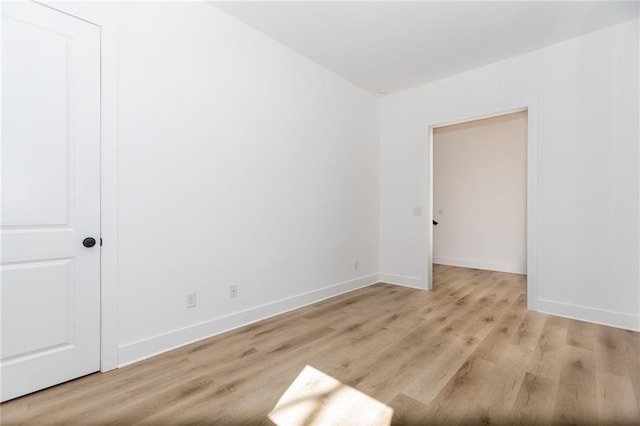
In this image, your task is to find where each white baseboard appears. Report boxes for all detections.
[116,271,638,367]
[117,273,380,367]
[536,298,640,332]
[433,257,526,275]
[378,273,426,290]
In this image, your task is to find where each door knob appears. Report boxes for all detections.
[83,237,96,248]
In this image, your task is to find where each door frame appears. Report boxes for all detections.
[37,1,120,371]
[426,98,539,312]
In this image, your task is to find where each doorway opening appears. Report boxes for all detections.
[426,103,538,312]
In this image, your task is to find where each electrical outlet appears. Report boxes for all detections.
[186,292,197,308]
[354,260,359,270]
[230,285,238,298]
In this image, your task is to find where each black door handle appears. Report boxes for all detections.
[433,220,438,225]
[83,237,96,248]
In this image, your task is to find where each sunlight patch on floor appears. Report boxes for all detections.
[268,365,393,426]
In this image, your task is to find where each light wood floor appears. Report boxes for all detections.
[2,265,639,425]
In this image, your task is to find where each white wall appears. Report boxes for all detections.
[433,112,527,274]
[118,3,381,362]
[380,20,639,331]
[52,1,379,365]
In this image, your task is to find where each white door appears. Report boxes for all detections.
[1,1,101,402]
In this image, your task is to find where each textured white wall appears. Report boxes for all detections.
[433,112,527,274]
[380,20,639,330]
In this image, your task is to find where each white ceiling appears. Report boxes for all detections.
[212,1,639,95]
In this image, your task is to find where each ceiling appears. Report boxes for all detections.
[211,1,639,95]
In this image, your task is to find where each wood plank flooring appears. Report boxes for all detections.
[2,265,639,425]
